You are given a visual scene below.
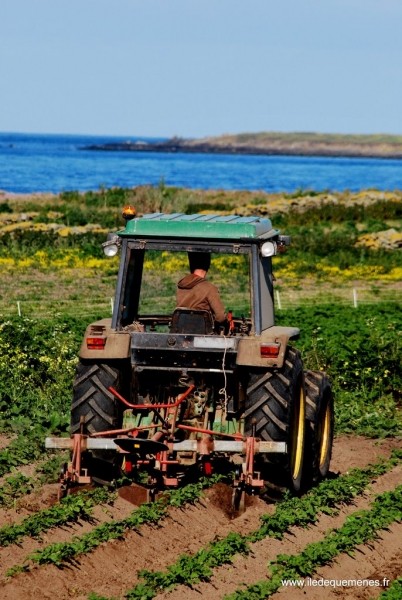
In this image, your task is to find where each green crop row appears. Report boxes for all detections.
[280,303,401,438]
[0,473,35,508]
[0,426,50,478]
[6,474,227,576]
[0,453,69,508]
[0,431,72,482]
[89,451,402,600]
[0,487,114,547]
[225,484,402,600]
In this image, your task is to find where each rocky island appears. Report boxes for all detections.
[82,131,402,159]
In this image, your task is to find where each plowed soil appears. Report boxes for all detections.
[1,435,401,600]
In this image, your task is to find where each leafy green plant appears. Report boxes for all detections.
[277,304,401,437]
[0,426,49,477]
[118,451,402,599]
[35,452,70,483]
[378,577,402,599]
[0,473,34,508]
[0,487,114,547]
[6,475,226,575]
[225,485,402,600]
[127,532,249,599]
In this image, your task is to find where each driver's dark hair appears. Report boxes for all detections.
[188,252,211,273]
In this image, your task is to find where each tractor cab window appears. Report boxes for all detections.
[118,248,251,333]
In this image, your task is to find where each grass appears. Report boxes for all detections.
[1,273,400,320]
[200,131,402,146]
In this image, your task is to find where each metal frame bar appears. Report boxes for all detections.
[45,436,286,454]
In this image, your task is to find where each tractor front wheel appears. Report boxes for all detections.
[304,370,334,486]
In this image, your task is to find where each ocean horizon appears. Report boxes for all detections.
[1,131,402,194]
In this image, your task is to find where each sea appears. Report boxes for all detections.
[1,132,402,194]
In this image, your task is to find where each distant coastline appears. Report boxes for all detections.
[2,132,402,194]
[82,132,402,159]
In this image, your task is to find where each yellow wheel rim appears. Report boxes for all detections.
[290,383,305,482]
[319,403,331,469]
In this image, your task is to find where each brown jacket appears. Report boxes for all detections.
[176,274,226,323]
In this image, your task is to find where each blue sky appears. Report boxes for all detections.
[1,0,401,138]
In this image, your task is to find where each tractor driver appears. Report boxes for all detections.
[176,252,226,325]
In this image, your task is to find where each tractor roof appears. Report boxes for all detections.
[119,212,278,240]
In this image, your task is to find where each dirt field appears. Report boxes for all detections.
[0,435,401,600]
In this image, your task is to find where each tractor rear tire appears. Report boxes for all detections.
[71,362,123,435]
[304,370,334,485]
[244,346,306,494]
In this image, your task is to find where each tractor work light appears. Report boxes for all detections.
[102,234,121,257]
[260,241,277,257]
[122,205,136,220]
[260,342,281,358]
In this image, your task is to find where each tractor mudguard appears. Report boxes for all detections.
[79,318,131,360]
[236,325,300,369]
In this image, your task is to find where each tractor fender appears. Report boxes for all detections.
[79,318,131,360]
[236,325,300,369]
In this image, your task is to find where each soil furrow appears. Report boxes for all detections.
[0,461,38,488]
[0,436,400,600]
[0,483,59,528]
[272,523,402,599]
[0,496,134,578]
[0,488,269,599]
[154,464,402,600]
[0,435,15,450]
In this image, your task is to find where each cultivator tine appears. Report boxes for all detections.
[232,426,264,509]
[57,432,92,498]
[118,483,158,506]
[231,486,246,515]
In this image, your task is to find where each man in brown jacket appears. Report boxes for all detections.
[176,252,226,324]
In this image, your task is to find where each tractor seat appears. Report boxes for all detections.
[170,307,214,335]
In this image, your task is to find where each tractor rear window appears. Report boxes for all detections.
[139,250,251,320]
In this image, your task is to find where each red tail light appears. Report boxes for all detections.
[260,342,281,358]
[86,336,106,350]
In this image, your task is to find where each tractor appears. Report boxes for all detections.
[46,209,334,508]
